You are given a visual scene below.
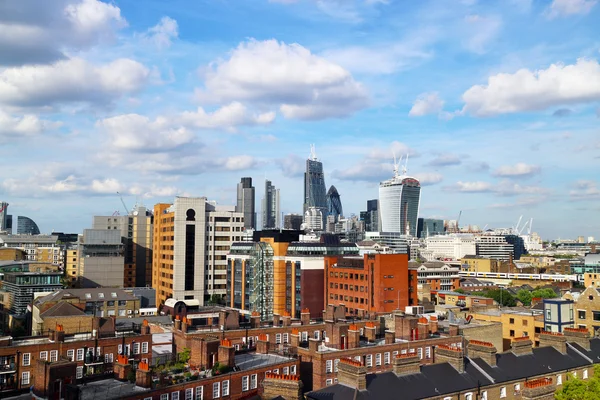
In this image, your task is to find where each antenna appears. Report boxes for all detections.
[310,144,317,161]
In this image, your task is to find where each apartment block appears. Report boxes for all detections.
[460,255,501,273]
[153,197,244,307]
[65,246,79,284]
[409,260,460,291]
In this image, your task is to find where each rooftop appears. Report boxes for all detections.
[35,288,138,305]
[77,379,149,400]
[234,352,294,371]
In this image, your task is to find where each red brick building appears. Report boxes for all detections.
[324,253,418,316]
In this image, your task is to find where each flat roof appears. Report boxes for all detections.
[77,379,149,400]
[234,352,293,371]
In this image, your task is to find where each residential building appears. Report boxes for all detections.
[416,218,445,239]
[543,298,574,333]
[0,248,26,261]
[472,308,545,350]
[460,255,502,273]
[326,185,343,223]
[476,234,525,261]
[422,234,476,261]
[236,177,256,230]
[378,160,420,236]
[262,180,280,229]
[152,197,244,306]
[459,278,496,292]
[78,229,124,288]
[304,145,328,228]
[363,232,410,254]
[284,214,303,230]
[324,253,418,317]
[0,234,62,266]
[564,287,600,335]
[65,245,79,284]
[16,216,40,234]
[92,205,154,287]
[409,261,460,291]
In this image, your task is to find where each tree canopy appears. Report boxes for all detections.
[555,366,600,400]
[480,289,516,307]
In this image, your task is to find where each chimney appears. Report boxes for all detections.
[55,324,65,342]
[522,377,555,400]
[364,322,376,342]
[135,360,152,388]
[273,313,281,327]
[435,345,464,373]
[114,354,132,380]
[140,319,150,335]
[218,339,235,368]
[539,331,567,354]
[262,373,304,400]
[510,336,533,356]
[395,314,418,340]
[448,323,459,337]
[385,330,395,345]
[325,304,335,321]
[308,338,320,353]
[348,325,360,349]
[325,320,334,345]
[250,311,261,328]
[181,317,189,333]
[282,311,292,327]
[417,317,428,339]
[257,333,270,354]
[337,358,367,390]
[174,315,182,331]
[301,308,310,325]
[563,327,591,350]
[467,340,497,367]
[428,316,438,335]
[393,353,421,376]
[290,328,300,348]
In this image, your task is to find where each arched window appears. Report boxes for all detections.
[186,209,196,221]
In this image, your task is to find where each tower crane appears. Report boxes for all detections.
[117,192,130,215]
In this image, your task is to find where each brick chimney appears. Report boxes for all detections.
[417,317,428,340]
[337,358,367,390]
[348,324,360,349]
[290,328,300,348]
[511,336,533,356]
[539,331,567,354]
[308,338,320,353]
[262,373,304,400]
[140,319,150,335]
[393,353,421,376]
[325,304,335,321]
[364,322,376,342]
[114,354,132,381]
[428,316,438,335]
[250,311,261,328]
[522,377,555,400]
[435,345,464,373]
[136,360,152,388]
[55,324,65,342]
[385,330,395,345]
[325,320,334,344]
[282,311,292,327]
[181,317,189,333]
[395,314,418,340]
[174,315,182,331]
[218,339,235,368]
[301,308,310,325]
[448,323,459,337]
[273,313,281,327]
[257,333,270,354]
[563,327,591,350]
[467,340,497,367]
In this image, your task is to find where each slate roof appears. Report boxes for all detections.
[36,288,137,304]
[40,301,86,318]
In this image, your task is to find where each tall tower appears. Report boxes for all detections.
[378,155,421,236]
[326,185,343,222]
[303,145,327,227]
[236,177,256,230]
[0,202,8,232]
[262,180,280,229]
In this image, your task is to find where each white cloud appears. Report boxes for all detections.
[546,0,597,19]
[180,102,275,131]
[276,154,306,178]
[0,0,126,66]
[493,162,541,177]
[462,14,502,54]
[0,57,149,108]
[445,180,548,196]
[221,155,260,171]
[570,180,600,200]
[90,178,124,194]
[143,16,178,49]
[367,141,417,160]
[409,92,445,117]
[413,172,444,186]
[196,39,368,120]
[461,58,600,116]
[428,153,462,166]
[0,110,61,138]
[450,181,493,192]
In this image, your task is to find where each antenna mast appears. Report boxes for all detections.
[310,144,317,161]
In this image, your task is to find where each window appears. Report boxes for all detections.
[251,374,258,389]
[22,371,30,385]
[283,333,289,343]
[142,342,149,353]
[290,365,296,375]
[67,349,75,362]
[425,347,431,359]
[579,310,586,319]
[547,310,552,320]
[242,376,249,391]
[366,354,373,367]
[172,391,179,400]
[557,374,562,385]
[160,394,169,400]
[500,386,507,398]
[77,348,84,361]
[40,351,48,361]
[584,369,588,379]
[119,309,127,317]
[522,319,528,326]
[509,318,515,324]
[376,353,382,366]
[212,382,220,398]
[418,348,423,360]
[222,380,229,396]
[465,393,472,400]
[118,344,123,355]
[514,383,521,394]
[76,366,83,379]
[133,343,140,355]
[326,360,333,373]
[50,350,58,362]
[509,330,515,337]
[276,333,282,344]
[481,391,487,400]
[195,386,203,400]
[326,379,333,386]
[314,330,320,340]
[384,352,390,365]
[573,371,577,378]
[105,353,114,363]
[593,311,600,322]
[22,353,30,366]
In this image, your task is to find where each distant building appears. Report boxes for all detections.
[417,218,445,238]
[304,145,327,227]
[326,185,343,222]
[379,159,420,236]
[262,180,280,229]
[564,287,600,335]
[460,255,501,273]
[236,177,256,230]
[364,231,409,254]
[543,298,574,333]
[0,234,63,267]
[360,199,379,232]
[422,234,477,261]
[304,207,324,231]
[0,202,8,232]
[284,213,303,230]
[78,229,124,288]
[16,216,40,234]
[409,261,461,292]
[476,235,525,261]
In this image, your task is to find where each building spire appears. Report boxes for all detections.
[310,144,318,161]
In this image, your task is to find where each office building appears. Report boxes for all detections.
[16,216,40,235]
[304,207,324,231]
[421,234,476,261]
[476,235,521,261]
[324,253,418,316]
[409,261,460,292]
[364,232,410,254]
[417,218,445,238]
[152,197,244,306]
[284,213,303,230]
[236,177,256,230]
[360,199,379,232]
[78,229,124,288]
[304,145,327,227]
[379,159,421,236]
[326,185,343,223]
[262,180,280,229]
[0,234,64,267]
[0,202,8,232]
[92,205,153,287]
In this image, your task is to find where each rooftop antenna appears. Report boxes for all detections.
[310,144,318,161]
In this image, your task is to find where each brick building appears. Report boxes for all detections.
[324,253,418,317]
[409,261,461,292]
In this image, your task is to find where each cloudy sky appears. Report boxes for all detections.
[1,0,599,239]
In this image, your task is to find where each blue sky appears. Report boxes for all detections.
[1,0,599,239]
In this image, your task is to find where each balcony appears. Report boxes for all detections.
[0,364,16,374]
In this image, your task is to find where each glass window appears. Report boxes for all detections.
[334,359,340,372]
[242,376,249,392]
[67,349,74,361]
[76,366,83,379]
[50,350,58,362]
[40,351,48,361]
[326,379,333,386]
[557,375,562,385]
[500,386,507,398]
[376,353,382,366]
[222,380,229,396]
[185,389,193,400]
[326,360,333,373]
[22,353,30,366]
[384,352,390,365]
[142,342,149,353]
[22,371,30,385]
[195,386,203,400]
[212,382,220,398]
[366,354,373,367]
[77,348,84,361]
[251,374,258,389]
[160,395,169,400]
[172,392,179,400]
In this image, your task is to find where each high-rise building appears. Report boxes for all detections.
[92,205,153,287]
[304,207,324,231]
[236,177,256,230]
[360,199,379,232]
[152,197,244,306]
[303,145,327,227]
[379,158,421,236]
[78,229,124,288]
[284,214,303,230]
[326,185,343,222]
[0,202,8,232]
[262,180,280,229]
[16,216,40,235]
[417,218,445,238]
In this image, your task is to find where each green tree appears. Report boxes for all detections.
[481,289,516,307]
[454,288,466,294]
[555,366,600,400]
[532,288,557,299]
[178,347,191,364]
[517,289,533,306]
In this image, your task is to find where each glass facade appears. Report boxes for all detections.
[16,216,40,235]
[379,176,421,236]
[304,158,327,226]
[326,185,343,222]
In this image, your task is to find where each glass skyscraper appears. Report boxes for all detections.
[17,216,41,235]
[262,180,280,229]
[303,146,327,227]
[236,177,256,230]
[326,185,343,222]
[379,162,421,236]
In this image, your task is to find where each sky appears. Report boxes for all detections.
[1,0,599,240]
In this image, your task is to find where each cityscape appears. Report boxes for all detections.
[1,0,600,400]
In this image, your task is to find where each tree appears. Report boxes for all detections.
[209,294,224,305]
[179,347,191,364]
[555,366,600,400]
[531,288,557,299]
[454,288,466,294]
[480,289,516,307]
[517,290,533,306]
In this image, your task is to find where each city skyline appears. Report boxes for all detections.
[1,0,599,239]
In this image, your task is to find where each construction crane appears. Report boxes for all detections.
[513,215,523,235]
[456,210,462,231]
[117,192,130,215]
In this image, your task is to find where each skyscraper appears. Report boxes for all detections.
[236,177,256,230]
[379,156,421,236]
[262,180,280,229]
[303,145,327,227]
[360,199,379,232]
[326,185,343,222]
[0,202,8,232]
[16,216,41,235]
